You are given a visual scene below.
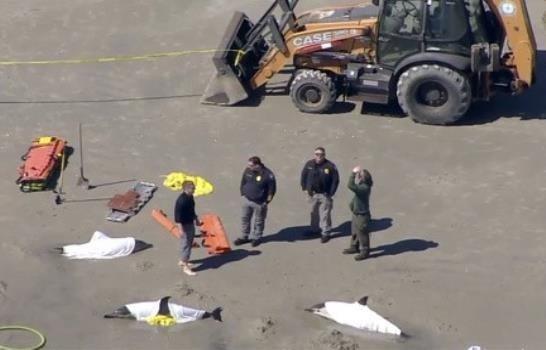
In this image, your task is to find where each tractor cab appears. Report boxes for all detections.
[376,0,490,67]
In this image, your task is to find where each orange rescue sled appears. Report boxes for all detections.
[199,213,231,255]
[151,209,182,238]
[16,136,67,192]
[151,209,231,255]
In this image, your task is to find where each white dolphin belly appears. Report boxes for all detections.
[310,298,402,336]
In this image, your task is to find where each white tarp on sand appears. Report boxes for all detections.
[62,231,136,259]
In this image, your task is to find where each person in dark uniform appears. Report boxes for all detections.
[234,156,276,247]
[174,180,202,276]
[343,166,373,261]
[300,147,340,243]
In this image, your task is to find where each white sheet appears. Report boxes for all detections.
[62,231,136,260]
[125,299,206,323]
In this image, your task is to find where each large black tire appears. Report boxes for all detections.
[290,69,337,113]
[396,64,471,125]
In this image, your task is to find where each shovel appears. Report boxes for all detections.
[54,148,66,205]
[76,122,91,189]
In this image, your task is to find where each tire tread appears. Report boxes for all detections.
[290,69,337,113]
[397,65,471,125]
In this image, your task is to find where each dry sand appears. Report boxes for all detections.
[1,1,546,349]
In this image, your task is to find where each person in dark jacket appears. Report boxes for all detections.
[174,180,202,276]
[343,166,373,261]
[300,147,340,243]
[234,156,276,247]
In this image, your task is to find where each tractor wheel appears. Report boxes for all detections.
[290,69,337,113]
[396,64,471,125]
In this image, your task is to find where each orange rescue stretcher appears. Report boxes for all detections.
[16,136,67,192]
[151,209,231,255]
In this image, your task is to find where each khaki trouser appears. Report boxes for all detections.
[309,193,333,236]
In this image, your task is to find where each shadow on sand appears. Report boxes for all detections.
[192,249,261,272]
[261,217,393,244]
[368,239,439,259]
[88,178,136,190]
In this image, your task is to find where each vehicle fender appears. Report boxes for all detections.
[393,53,471,77]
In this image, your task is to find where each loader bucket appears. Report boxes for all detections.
[201,12,269,106]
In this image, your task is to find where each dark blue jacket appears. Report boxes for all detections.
[240,166,276,204]
[174,192,196,225]
[300,159,339,196]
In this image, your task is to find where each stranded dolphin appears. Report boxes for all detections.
[104,296,222,324]
[306,296,402,336]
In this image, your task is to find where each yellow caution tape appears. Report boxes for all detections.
[0,49,246,66]
[146,315,176,327]
[163,172,214,196]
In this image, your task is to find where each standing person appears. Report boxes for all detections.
[300,147,340,243]
[344,166,373,261]
[174,180,201,276]
[234,156,276,247]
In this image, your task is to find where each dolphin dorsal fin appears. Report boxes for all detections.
[357,296,368,306]
[158,296,172,316]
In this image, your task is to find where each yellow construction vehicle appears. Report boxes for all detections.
[201,0,536,125]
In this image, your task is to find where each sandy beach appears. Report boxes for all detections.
[1,1,546,349]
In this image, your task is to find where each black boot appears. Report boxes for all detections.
[354,249,369,261]
[234,237,250,246]
[343,246,360,255]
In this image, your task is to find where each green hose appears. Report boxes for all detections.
[0,326,46,350]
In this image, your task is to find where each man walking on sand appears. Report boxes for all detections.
[174,180,202,276]
[344,166,373,261]
[234,156,276,248]
[300,147,339,243]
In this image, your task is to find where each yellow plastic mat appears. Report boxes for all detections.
[162,172,214,196]
[146,315,176,327]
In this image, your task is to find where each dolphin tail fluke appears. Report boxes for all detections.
[158,296,172,316]
[210,307,223,322]
[132,240,154,254]
[357,296,368,306]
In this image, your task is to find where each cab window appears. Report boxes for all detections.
[426,0,468,41]
[380,0,423,36]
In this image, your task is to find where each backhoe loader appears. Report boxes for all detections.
[201,0,536,125]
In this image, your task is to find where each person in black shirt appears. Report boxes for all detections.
[174,180,201,276]
[300,147,340,243]
[234,156,276,247]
